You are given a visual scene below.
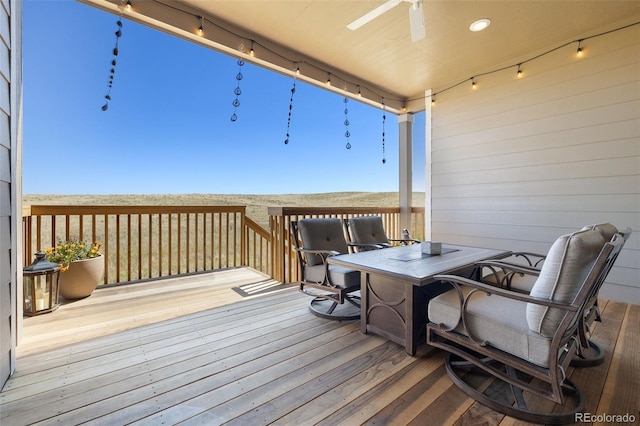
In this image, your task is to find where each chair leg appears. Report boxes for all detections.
[445,354,584,425]
[308,294,360,321]
[570,339,605,367]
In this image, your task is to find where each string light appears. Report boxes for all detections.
[432,22,639,102]
[326,73,331,86]
[197,16,204,36]
[249,40,255,57]
[516,64,522,78]
[471,77,477,89]
[357,85,362,97]
[115,0,638,115]
[576,39,583,57]
[431,95,436,105]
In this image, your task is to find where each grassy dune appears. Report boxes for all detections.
[24,192,425,229]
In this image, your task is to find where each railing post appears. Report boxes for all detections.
[240,207,246,266]
[268,207,287,283]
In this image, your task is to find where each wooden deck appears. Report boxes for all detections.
[1,267,638,425]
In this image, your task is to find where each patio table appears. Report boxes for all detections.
[328,243,511,355]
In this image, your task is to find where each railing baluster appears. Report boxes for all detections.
[127,214,131,282]
[103,214,109,284]
[138,214,143,279]
[116,214,121,282]
[148,214,152,279]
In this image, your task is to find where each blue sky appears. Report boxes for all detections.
[23,0,425,195]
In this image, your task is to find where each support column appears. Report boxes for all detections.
[398,113,413,234]
[424,89,432,240]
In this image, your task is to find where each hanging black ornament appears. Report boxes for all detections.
[230,59,244,122]
[343,96,351,149]
[381,102,387,164]
[284,75,297,144]
[101,19,123,111]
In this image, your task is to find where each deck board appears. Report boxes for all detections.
[1,267,637,425]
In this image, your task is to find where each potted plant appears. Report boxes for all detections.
[45,240,104,300]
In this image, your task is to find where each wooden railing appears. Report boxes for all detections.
[23,205,425,286]
[267,206,425,283]
[22,205,271,284]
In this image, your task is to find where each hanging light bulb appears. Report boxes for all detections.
[249,40,255,57]
[431,95,436,105]
[576,40,583,57]
[517,64,523,78]
[357,85,362,97]
[326,73,332,86]
[295,65,300,76]
[125,0,132,11]
[471,77,477,89]
[197,16,204,36]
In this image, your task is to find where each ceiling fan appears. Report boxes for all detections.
[347,0,426,42]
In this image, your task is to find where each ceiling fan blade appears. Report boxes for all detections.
[347,0,403,31]
[409,1,425,42]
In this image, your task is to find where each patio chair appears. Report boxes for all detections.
[344,216,419,252]
[291,218,361,320]
[426,229,624,424]
[477,223,631,366]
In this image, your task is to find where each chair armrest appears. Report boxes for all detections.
[294,248,344,288]
[294,247,340,257]
[511,252,547,268]
[434,274,579,311]
[476,260,541,277]
[347,242,386,250]
[388,238,421,245]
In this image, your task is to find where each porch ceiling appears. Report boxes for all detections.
[80,0,640,113]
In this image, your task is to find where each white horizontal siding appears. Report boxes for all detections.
[429,24,640,304]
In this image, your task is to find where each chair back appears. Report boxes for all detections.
[581,223,618,241]
[345,216,390,250]
[293,218,349,266]
[526,229,606,336]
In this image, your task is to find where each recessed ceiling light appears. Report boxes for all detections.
[469,18,491,32]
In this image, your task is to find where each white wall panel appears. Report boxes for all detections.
[429,24,640,304]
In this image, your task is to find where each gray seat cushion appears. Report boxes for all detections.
[526,229,605,336]
[581,223,618,242]
[348,216,390,246]
[304,264,360,289]
[297,218,349,266]
[429,286,553,367]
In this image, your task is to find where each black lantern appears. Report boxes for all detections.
[23,251,61,316]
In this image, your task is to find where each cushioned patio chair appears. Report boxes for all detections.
[477,223,631,366]
[291,218,361,320]
[426,229,624,424]
[344,216,419,252]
